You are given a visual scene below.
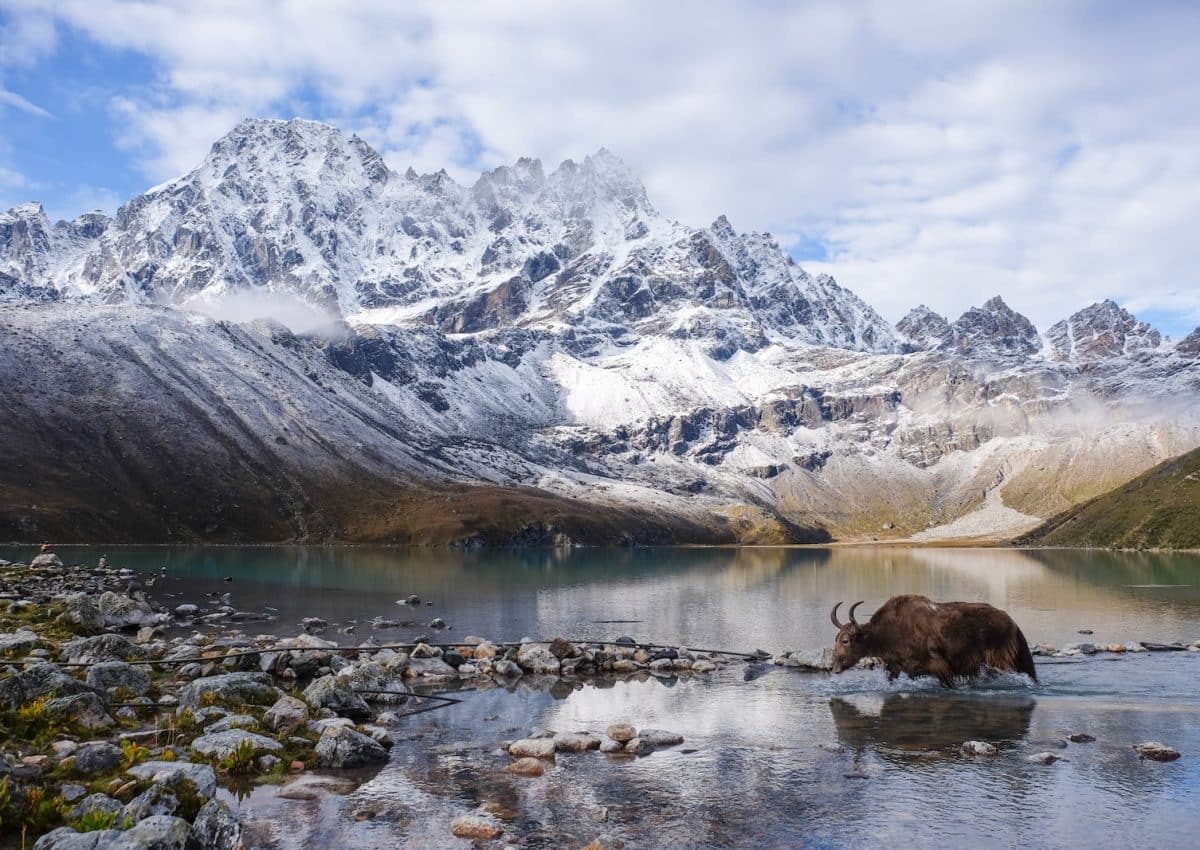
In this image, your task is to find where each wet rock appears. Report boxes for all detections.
[517,643,561,674]
[313,725,389,768]
[429,617,446,629]
[605,723,636,743]
[188,799,243,850]
[300,617,328,634]
[549,637,577,659]
[302,674,372,719]
[508,738,557,758]
[624,737,654,756]
[403,656,458,679]
[555,732,602,752]
[777,648,833,671]
[126,761,217,799]
[86,661,151,696]
[961,741,998,756]
[1026,752,1065,765]
[191,730,282,760]
[173,604,199,617]
[580,836,626,850]
[493,659,523,678]
[410,642,440,659]
[506,757,546,777]
[177,672,280,710]
[1067,733,1096,744]
[263,695,310,733]
[639,729,684,747]
[74,742,123,774]
[599,739,625,753]
[1133,742,1181,762]
[691,660,716,673]
[450,813,504,840]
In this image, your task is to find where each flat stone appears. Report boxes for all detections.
[190,730,281,760]
[1067,733,1096,744]
[555,732,602,753]
[508,738,557,759]
[177,672,280,710]
[638,729,684,747]
[126,761,217,800]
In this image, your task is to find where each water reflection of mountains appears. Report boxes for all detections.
[829,692,1035,757]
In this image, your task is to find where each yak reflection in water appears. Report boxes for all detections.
[830,691,1035,758]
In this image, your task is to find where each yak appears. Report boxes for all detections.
[829,594,1037,687]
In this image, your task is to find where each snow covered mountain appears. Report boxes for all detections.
[1,118,1198,545]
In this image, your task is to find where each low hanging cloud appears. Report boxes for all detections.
[7,0,1200,335]
[183,288,342,336]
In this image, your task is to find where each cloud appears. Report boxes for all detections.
[6,0,1200,334]
[0,87,50,116]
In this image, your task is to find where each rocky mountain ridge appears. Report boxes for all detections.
[1,118,1198,545]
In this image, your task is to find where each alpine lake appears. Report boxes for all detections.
[31,545,1200,849]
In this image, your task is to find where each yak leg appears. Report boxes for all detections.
[927,655,956,689]
[886,662,902,682]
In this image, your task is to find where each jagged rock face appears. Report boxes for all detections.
[1177,326,1200,357]
[896,305,953,351]
[948,296,1041,358]
[0,118,896,356]
[1046,299,1162,360]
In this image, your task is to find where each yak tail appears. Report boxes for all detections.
[1013,626,1037,682]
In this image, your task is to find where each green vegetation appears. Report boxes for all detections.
[74,808,130,832]
[216,738,259,775]
[1017,446,1200,549]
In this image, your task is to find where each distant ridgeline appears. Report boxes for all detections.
[1,118,1198,545]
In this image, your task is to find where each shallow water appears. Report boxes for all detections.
[17,545,1200,849]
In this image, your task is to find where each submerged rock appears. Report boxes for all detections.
[1133,742,1181,762]
[1026,752,1065,765]
[960,741,998,757]
[450,813,504,840]
[508,738,557,759]
[313,726,388,768]
[506,757,546,776]
[1067,733,1096,744]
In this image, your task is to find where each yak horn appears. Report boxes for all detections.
[848,600,865,625]
[830,601,844,629]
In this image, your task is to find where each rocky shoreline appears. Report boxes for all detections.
[0,554,729,849]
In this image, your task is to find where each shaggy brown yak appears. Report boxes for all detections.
[830,594,1037,687]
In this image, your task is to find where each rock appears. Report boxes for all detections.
[74,742,123,774]
[493,659,523,678]
[69,792,123,820]
[508,738,557,758]
[46,692,114,730]
[599,739,625,753]
[0,628,41,655]
[300,617,328,634]
[173,604,199,617]
[302,674,372,719]
[0,662,101,710]
[429,618,446,629]
[648,658,674,673]
[313,725,389,768]
[177,672,280,710]
[506,757,546,776]
[1133,742,1181,762]
[60,783,87,803]
[548,637,577,659]
[31,552,64,568]
[54,740,80,758]
[450,814,504,840]
[97,591,159,630]
[555,733,602,752]
[190,730,281,760]
[961,741,998,756]
[779,648,834,671]
[580,837,626,850]
[126,761,217,799]
[206,714,260,733]
[1067,733,1096,744]
[691,660,716,673]
[605,723,637,743]
[1026,752,1065,765]
[624,738,654,755]
[113,814,191,848]
[86,661,151,696]
[263,695,310,733]
[403,656,458,679]
[517,643,561,674]
[188,799,243,850]
[638,729,684,747]
[61,634,149,665]
[35,828,118,849]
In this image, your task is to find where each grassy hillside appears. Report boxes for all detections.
[1016,446,1200,549]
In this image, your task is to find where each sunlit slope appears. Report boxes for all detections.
[1017,446,1200,549]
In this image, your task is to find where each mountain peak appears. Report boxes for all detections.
[950,296,1039,357]
[1046,299,1162,361]
[896,305,952,351]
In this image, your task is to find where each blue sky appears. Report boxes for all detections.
[2,0,1198,337]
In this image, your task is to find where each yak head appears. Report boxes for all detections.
[830,601,869,673]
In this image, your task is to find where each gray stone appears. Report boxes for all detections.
[56,593,105,635]
[1133,741,1181,762]
[0,662,100,710]
[263,695,309,733]
[599,738,625,753]
[1026,752,1065,765]
[624,737,654,755]
[778,648,833,671]
[125,761,217,800]
[302,674,372,718]
[86,661,151,696]
[173,604,199,617]
[555,732,602,752]
[35,828,119,849]
[508,738,557,758]
[638,729,684,748]
[605,723,636,743]
[73,742,123,774]
[492,659,523,678]
[61,634,148,665]
[961,740,998,756]
[177,672,280,710]
[313,725,388,768]
[403,656,458,679]
[109,814,190,849]
[68,792,123,820]
[31,553,63,568]
[188,799,243,850]
[97,591,159,630]
[0,629,41,655]
[46,692,114,730]
[60,783,87,803]
[205,714,260,733]
[190,730,281,760]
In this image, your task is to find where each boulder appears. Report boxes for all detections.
[340,659,409,702]
[302,675,372,719]
[508,738,557,759]
[605,723,636,743]
[638,729,684,748]
[778,648,833,671]
[126,761,217,800]
[0,662,100,710]
[97,591,161,630]
[205,714,260,733]
[56,593,105,635]
[35,828,118,849]
[31,553,63,568]
[263,695,310,733]
[68,792,123,820]
[46,692,114,730]
[74,742,123,775]
[177,673,280,710]
[190,730,281,760]
[86,661,151,696]
[188,800,243,850]
[517,643,561,674]
[493,659,523,678]
[61,634,148,665]
[554,733,602,753]
[0,629,42,656]
[624,738,654,756]
[313,726,388,768]
[403,657,458,679]
[111,815,191,848]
